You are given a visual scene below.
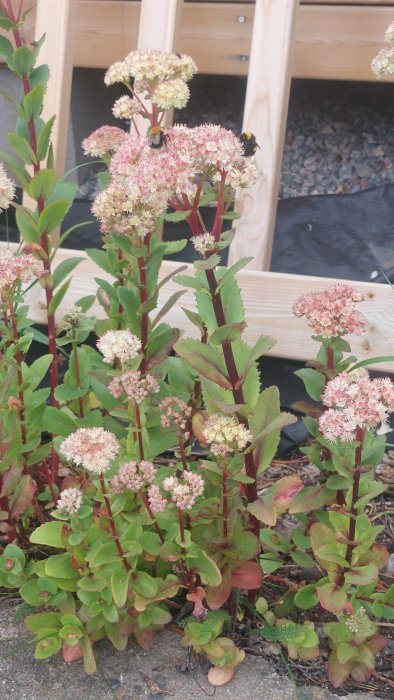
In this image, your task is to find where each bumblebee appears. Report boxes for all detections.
[239,131,260,157]
[147,125,168,149]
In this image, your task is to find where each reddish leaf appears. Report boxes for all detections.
[272,476,303,515]
[9,475,36,517]
[357,545,389,571]
[317,582,347,613]
[1,464,23,497]
[206,570,232,610]
[186,586,208,620]
[134,627,153,650]
[247,498,277,526]
[231,561,262,590]
[191,411,208,446]
[328,651,351,688]
[208,666,235,687]
[62,641,83,663]
[289,483,333,514]
[350,664,372,683]
[368,634,388,655]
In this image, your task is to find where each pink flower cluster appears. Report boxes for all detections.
[160,396,192,439]
[60,428,120,474]
[57,488,83,516]
[162,470,204,511]
[82,126,128,158]
[0,249,39,295]
[148,484,168,514]
[108,370,160,403]
[319,371,394,442]
[111,459,155,493]
[292,284,366,339]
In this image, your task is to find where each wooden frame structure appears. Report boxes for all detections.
[1,0,394,371]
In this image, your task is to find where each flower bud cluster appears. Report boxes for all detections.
[97,330,141,366]
[202,414,252,457]
[340,607,376,637]
[60,428,120,474]
[292,284,366,339]
[147,484,168,514]
[82,126,128,157]
[160,396,192,439]
[111,459,155,494]
[109,370,160,403]
[0,163,15,211]
[58,306,86,334]
[192,232,216,255]
[319,371,394,442]
[162,470,204,511]
[57,488,83,516]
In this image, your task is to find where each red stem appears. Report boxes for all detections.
[9,300,26,447]
[72,342,84,418]
[138,489,165,543]
[137,254,148,374]
[134,403,145,461]
[222,463,228,539]
[99,474,130,570]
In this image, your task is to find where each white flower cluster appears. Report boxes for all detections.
[60,427,120,475]
[202,414,252,457]
[192,232,216,255]
[57,488,83,516]
[96,330,141,366]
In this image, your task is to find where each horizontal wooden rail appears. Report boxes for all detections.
[2,1,393,80]
[2,242,392,372]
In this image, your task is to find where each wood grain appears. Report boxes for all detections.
[228,0,298,272]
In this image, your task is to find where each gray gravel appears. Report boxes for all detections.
[0,601,377,700]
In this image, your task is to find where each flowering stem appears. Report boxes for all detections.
[8,299,26,447]
[72,341,84,418]
[116,249,124,331]
[137,253,148,373]
[134,402,145,461]
[178,434,189,475]
[222,463,228,539]
[99,474,130,570]
[138,489,165,543]
[344,426,365,563]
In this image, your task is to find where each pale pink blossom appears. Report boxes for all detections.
[0,249,39,294]
[292,284,366,339]
[319,371,394,442]
[108,370,159,403]
[60,428,120,474]
[104,60,131,86]
[160,396,192,439]
[162,470,204,511]
[96,330,141,366]
[192,232,216,255]
[112,95,139,120]
[111,461,143,493]
[0,163,15,210]
[152,78,190,109]
[82,126,128,157]
[124,49,196,90]
[57,488,83,516]
[203,414,252,457]
[148,484,168,513]
[372,47,394,77]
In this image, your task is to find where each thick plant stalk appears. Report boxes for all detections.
[99,475,130,571]
[72,342,84,418]
[337,426,365,586]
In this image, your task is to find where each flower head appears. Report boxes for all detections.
[0,163,15,211]
[372,21,394,77]
[60,428,120,474]
[148,484,168,513]
[319,371,394,442]
[108,370,159,403]
[192,232,216,255]
[58,306,86,335]
[160,396,192,438]
[104,60,131,86]
[97,330,141,366]
[0,249,40,295]
[82,126,128,157]
[340,607,376,637]
[57,488,83,516]
[112,95,139,120]
[292,284,366,339]
[111,459,156,494]
[162,470,204,511]
[203,414,252,457]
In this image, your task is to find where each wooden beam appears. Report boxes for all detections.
[34,0,77,177]
[1,242,391,373]
[228,0,298,271]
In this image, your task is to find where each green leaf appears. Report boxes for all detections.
[193,255,221,271]
[348,356,394,372]
[54,384,87,402]
[38,200,70,234]
[146,325,180,370]
[111,565,132,608]
[289,484,333,514]
[12,45,35,76]
[86,248,113,274]
[247,498,277,526]
[45,553,79,580]
[294,585,319,610]
[317,583,347,613]
[250,387,281,474]
[259,553,283,573]
[164,239,188,255]
[52,257,83,289]
[186,549,222,587]
[0,151,31,188]
[22,85,45,119]
[88,541,119,568]
[47,278,71,315]
[163,209,190,222]
[134,571,158,598]
[216,257,253,292]
[181,308,206,334]
[15,205,39,243]
[28,169,57,201]
[29,64,50,89]
[0,35,14,66]
[30,522,65,548]
[175,338,232,389]
[7,132,37,165]
[294,368,325,402]
[42,406,77,436]
[174,273,207,293]
[37,115,55,161]
[260,529,291,554]
[208,322,245,345]
[152,290,186,327]
[23,353,52,390]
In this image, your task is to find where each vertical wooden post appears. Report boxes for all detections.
[228,0,298,271]
[34,0,77,177]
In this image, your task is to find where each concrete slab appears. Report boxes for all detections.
[0,602,375,700]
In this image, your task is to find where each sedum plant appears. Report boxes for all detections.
[0,3,393,690]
